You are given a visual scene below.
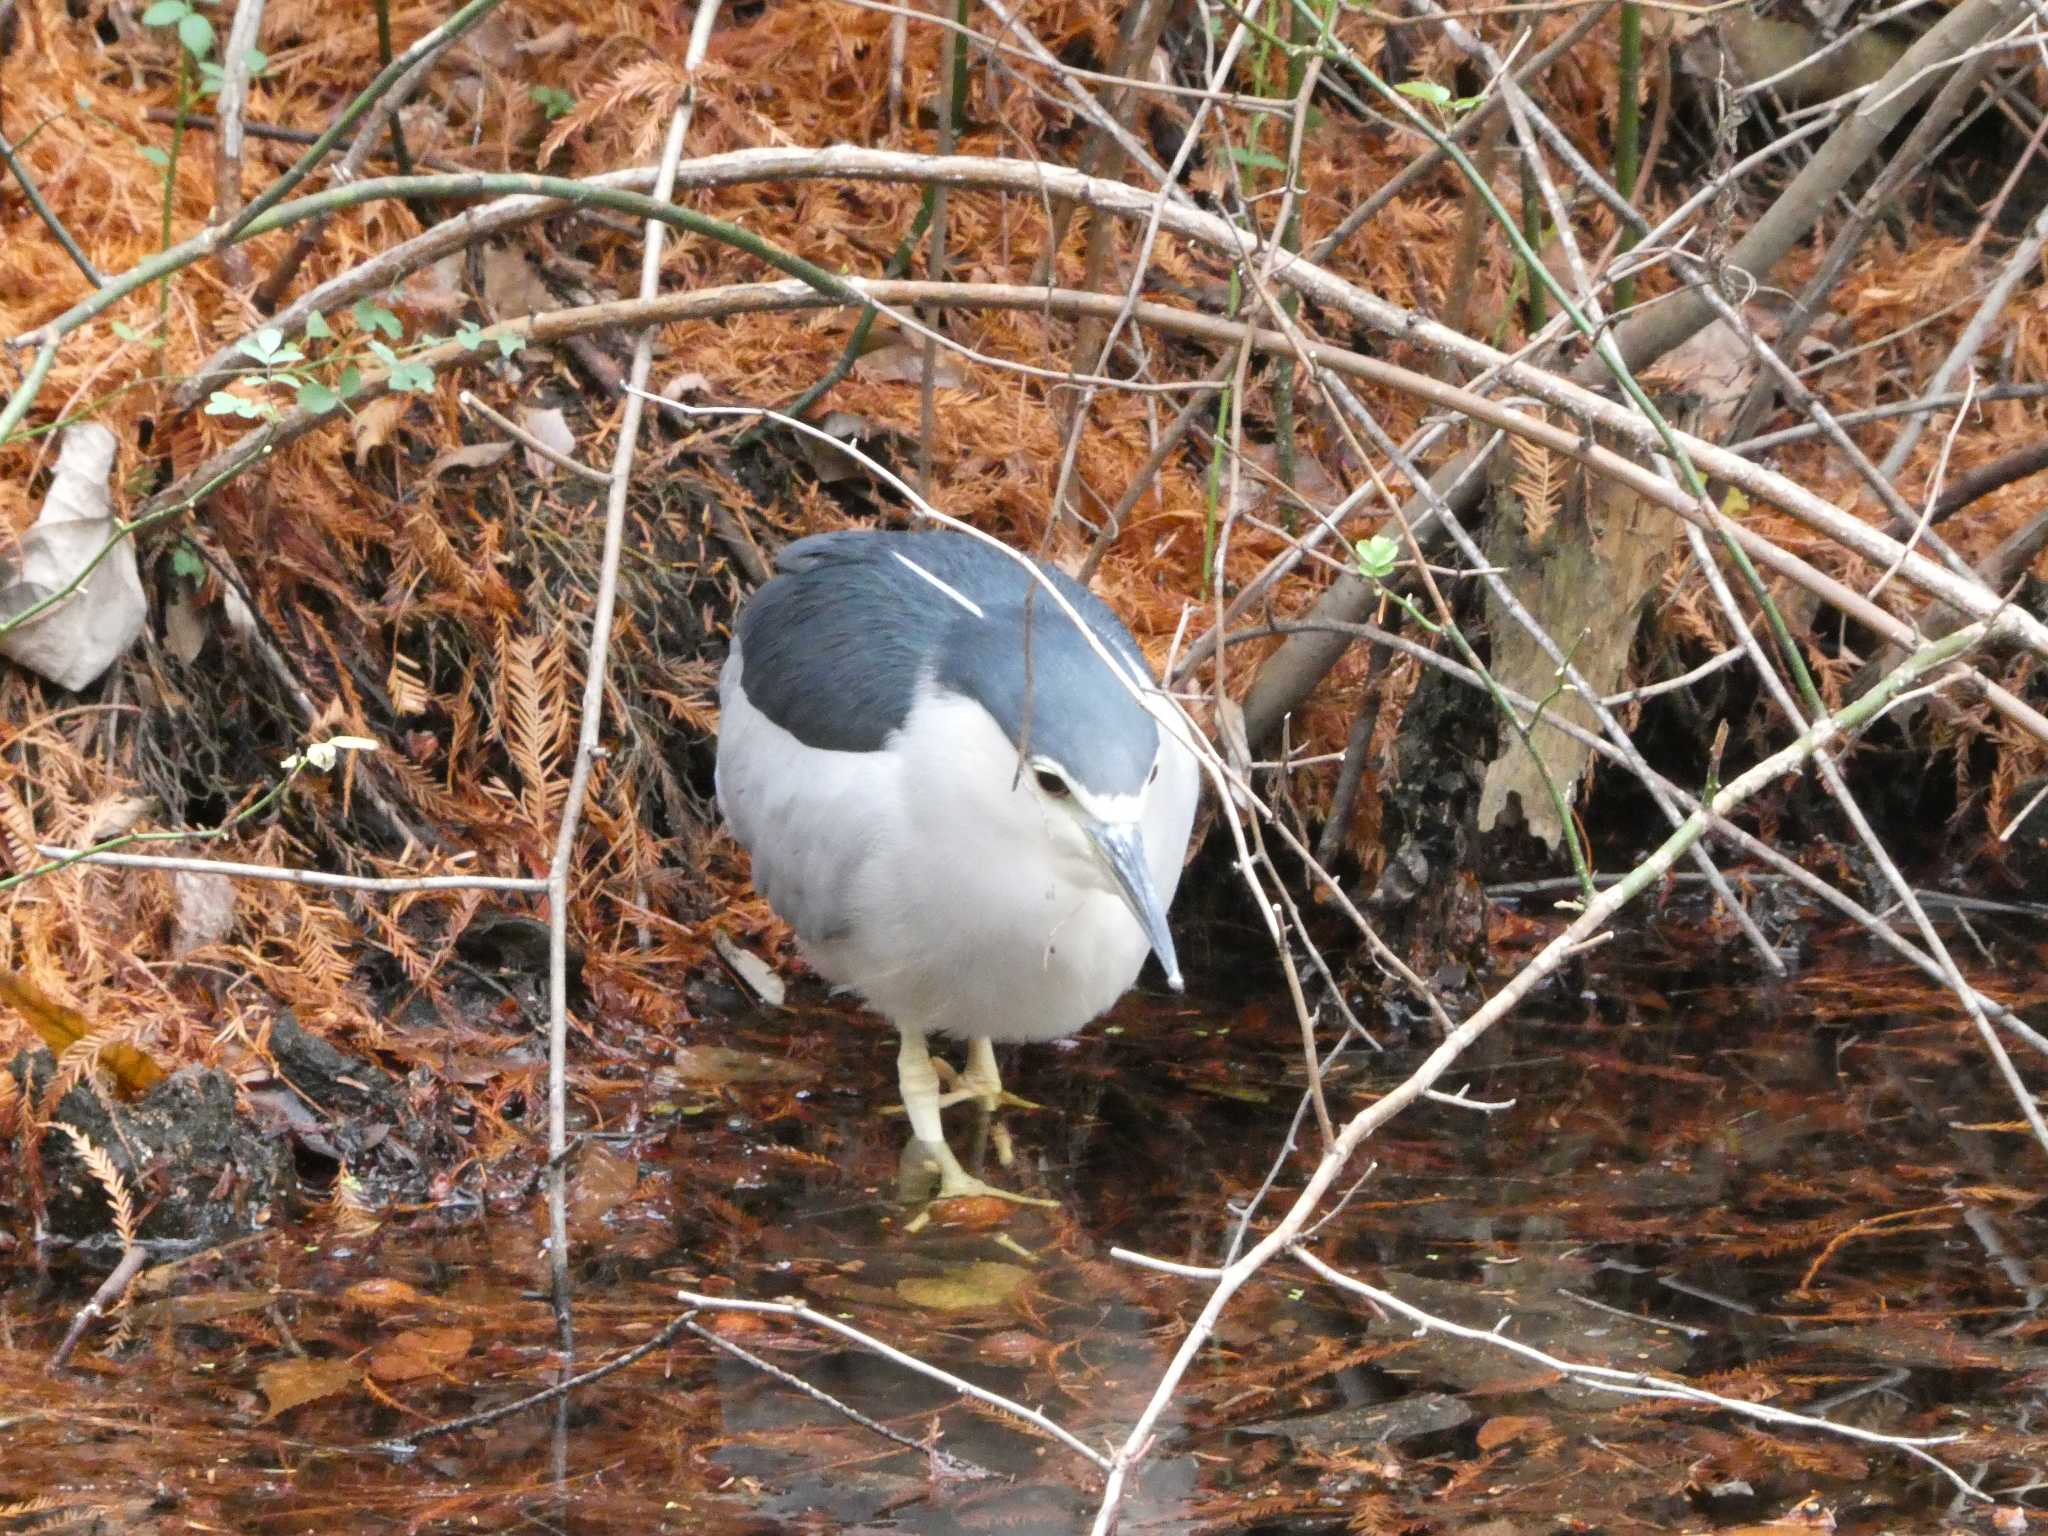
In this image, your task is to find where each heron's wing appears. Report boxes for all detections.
[733,536,948,753]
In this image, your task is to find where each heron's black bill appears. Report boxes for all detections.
[1090,822,1183,991]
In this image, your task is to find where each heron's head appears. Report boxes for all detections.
[1017,746,1182,992]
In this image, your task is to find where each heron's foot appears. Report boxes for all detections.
[930,1084,1045,1114]
[923,1057,1044,1115]
[897,1138,1058,1209]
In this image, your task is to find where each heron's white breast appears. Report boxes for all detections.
[717,651,1199,1044]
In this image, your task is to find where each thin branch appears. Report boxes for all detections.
[209,0,268,287]
[0,128,103,288]
[1085,622,1992,1535]
[671,1290,1110,1470]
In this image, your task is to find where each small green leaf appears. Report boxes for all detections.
[1225,144,1288,173]
[336,364,363,398]
[197,60,225,94]
[297,380,339,413]
[1396,79,1452,107]
[111,320,146,342]
[204,389,266,419]
[366,339,400,367]
[236,326,284,363]
[390,360,436,394]
[454,322,484,351]
[1353,532,1400,581]
[177,9,214,58]
[493,331,526,358]
[302,310,333,341]
[170,542,206,582]
[139,145,170,168]
[528,84,575,120]
[141,0,188,25]
[243,46,268,74]
[351,299,402,339]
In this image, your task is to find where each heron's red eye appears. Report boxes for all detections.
[1034,768,1070,798]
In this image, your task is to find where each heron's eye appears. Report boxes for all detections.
[1147,760,1161,785]
[1034,768,1071,799]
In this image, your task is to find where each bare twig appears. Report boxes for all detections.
[1085,622,1990,1534]
[47,1244,146,1370]
[209,0,268,287]
[0,128,103,288]
[684,1317,994,1477]
[544,0,722,1361]
[672,1290,1109,1470]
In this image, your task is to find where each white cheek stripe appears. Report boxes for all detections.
[893,552,987,618]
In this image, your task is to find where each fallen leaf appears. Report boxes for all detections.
[426,440,513,478]
[923,1195,1017,1231]
[341,1278,430,1313]
[130,1289,273,1326]
[0,971,165,1097]
[853,340,965,389]
[564,1142,639,1240]
[369,1325,474,1382]
[1476,1413,1548,1450]
[171,869,237,956]
[711,932,785,1007]
[350,396,410,465]
[896,1261,1029,1311]
[660,1045,808,1086]
[257,1357,358,1419]
[0,423,145,691]
[517,21,578,54]
[163,590,207,664]
[479,244,556,322]
[516,406,575,481]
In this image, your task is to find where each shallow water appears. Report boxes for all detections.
[5,908,2045,1534]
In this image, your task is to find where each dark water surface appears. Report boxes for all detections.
[5,912,2045,1533]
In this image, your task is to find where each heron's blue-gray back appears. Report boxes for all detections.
[735,530,1163,797]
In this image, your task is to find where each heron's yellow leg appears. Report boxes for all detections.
[895,1030,1054,1206]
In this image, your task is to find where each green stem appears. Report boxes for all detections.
[372,0,419,181]
[737,194,937,444]
[1203,270,1244,600]
[225,0,501,239]
[1518,148,1545,333]
[1,171,858,447]
[158,51,193,349]
[1614,1,1642,311]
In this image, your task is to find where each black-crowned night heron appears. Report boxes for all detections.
[716,529,1200,1203]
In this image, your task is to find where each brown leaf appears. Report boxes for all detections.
[368,1325,474,1382]
[516,407,575,482]
[661,1045,808,1086]
[171,869,238,957]
[896,1261,1029,1311]
[853,341,965,389]
[0,971,165,1097]
[564,1143,640,1241]
[426,441,514,478]
[340,1278,430,1313]
[1476,1413,1547,1450]
[257,1357,359,1419]
[350,396,411,466]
